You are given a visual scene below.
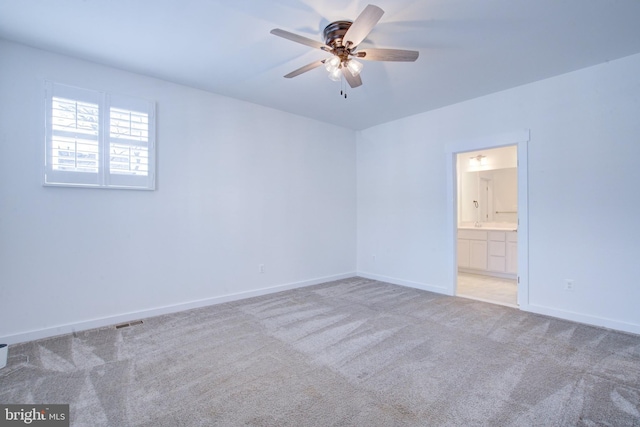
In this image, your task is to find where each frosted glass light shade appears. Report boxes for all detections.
[328,67,342,81]
[346,59,363,76]
[324,56,341,72]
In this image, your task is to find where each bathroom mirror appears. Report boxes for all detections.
[459,168,517,224]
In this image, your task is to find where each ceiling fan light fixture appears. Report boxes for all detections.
[324,56,341,72]
[328,67,342,81]
[346,59,363,76]
[270,4,419,90]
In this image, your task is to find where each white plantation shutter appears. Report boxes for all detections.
[109,108,149,175]
[44,81,155,190]
[51,98,100,174]
[106,92,155,189]
[45,83,102,186]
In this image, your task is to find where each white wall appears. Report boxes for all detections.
[357,52,640,334]
[0,40,356,344]
[2,40,639,343]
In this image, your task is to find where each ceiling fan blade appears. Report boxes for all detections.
[357,48,419,62]
[342,67,363,88]
[270,29,328,50]
[283,60,325,78]
[343,4,384,47]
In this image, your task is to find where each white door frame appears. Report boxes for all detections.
[445,130,530,308]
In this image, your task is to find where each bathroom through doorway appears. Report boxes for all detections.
[445,130,529,309]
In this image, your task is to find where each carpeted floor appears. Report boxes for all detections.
[1,277,640,426]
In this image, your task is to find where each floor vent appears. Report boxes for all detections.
[115,320,144,329]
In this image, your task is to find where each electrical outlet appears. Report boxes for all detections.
[259,264,265,274]
[564,279,575,291]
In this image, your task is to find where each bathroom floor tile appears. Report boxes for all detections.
[457,272,517,307]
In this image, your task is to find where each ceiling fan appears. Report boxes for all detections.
[270,4,419,91]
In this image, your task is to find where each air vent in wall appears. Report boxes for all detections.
[115,320,143,329]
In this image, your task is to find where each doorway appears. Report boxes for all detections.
[456,146,517,306]
[445,130,529,309]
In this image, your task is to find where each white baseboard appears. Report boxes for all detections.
[359,273,639,336]
[0,272,357,345]
[7,272,635,345]
[521,304,640,336]
[357,271,450,295]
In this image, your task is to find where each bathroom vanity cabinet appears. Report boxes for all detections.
[457,230,487,270]
[458,228,517,279]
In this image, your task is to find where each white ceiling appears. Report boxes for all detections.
[2,0,640,130]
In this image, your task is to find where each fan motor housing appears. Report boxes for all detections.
[323,20,353,48]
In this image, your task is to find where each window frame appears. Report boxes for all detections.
[44,81,156,190]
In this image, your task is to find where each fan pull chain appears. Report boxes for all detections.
[339,76,347,99]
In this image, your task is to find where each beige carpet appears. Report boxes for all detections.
[1,277,639,426]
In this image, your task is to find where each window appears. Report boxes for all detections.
[45,81,156,190]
